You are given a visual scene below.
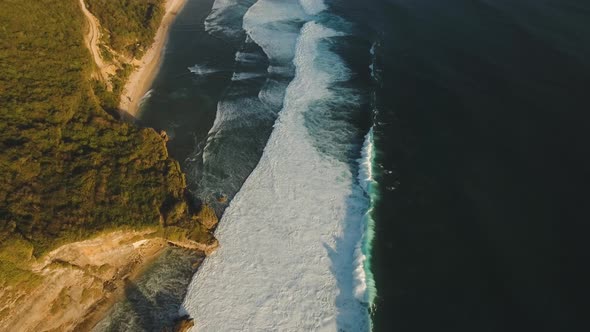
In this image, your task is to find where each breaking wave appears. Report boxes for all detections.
[182,0,373,330]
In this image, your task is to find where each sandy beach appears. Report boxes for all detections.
[119,0,189,118]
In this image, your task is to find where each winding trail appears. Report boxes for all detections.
[79,0,187,117]
[78,0,109,82]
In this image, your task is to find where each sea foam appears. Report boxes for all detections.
[204,0,256,39]
[355,128,378,306]
[182,0,371,330]
[243,0,308,65]
[188,64,220,76]
[194,0,304,206]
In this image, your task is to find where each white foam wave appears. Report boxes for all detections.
[355,128,378,306]
[208,95,270,134]
[300,0,327,15]
[204,0,255,38]
[267,65,293,76]
[352,42,382,308]
[258,78,289,110]
[242,0,308,64]
[188,64,220,76]
[235,51,266,64]
[369,41,382,85]
[182,16,370,331]
[204,0,309,147]
[209,0,238,11]
[231,72,265,81]
[138,89,154,108]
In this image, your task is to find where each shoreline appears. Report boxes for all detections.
[119,0,189,118]
[0,229,215,332]
[0,230,168,332]
[73,240,169,331]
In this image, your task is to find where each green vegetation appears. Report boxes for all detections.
[0,0,211,288]
[86,0,165,58]
[0,238,41,290]
[156,205,218,245]
[84,0,167,112]
[92,62,134,113]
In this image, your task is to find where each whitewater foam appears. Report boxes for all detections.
[193,0,306,207]
[300,0,327,15]
[356,41,382,308]
[235,51,266,64]
[188,64,221,76]
[138,89,154,109]
[182,9,370,330]
[355,128,378,306]
[242,0,308,64]
[204,0,256,39]
[231,72,265,81]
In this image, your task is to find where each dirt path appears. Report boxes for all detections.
[78,0,187,116]
[78,0,109,82]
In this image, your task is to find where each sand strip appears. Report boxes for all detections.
[119,0,189,118]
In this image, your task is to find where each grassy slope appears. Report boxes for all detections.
[0,0,211,286]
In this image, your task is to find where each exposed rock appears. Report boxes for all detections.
[168,237,219,256]
[193,204,218,230]
[0,225,217,331]
[160,130,169,142]
[216,193,228,204]
[0,230,168,332]
[173,315,194,332]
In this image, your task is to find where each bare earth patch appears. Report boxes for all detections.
[0,229,214,332]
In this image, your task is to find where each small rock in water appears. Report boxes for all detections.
[173,315,194,332]
[160,130,169,142]
[216,193,228,203]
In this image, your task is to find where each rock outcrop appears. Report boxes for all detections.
[0,222,218,332]
[173,315,195,332]
[0,230,164,331]
[193,204,219,230]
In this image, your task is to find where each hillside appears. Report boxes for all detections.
[0,0,213,291]
[85,0,166,58]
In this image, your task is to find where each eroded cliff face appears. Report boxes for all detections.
[0,221,218,332]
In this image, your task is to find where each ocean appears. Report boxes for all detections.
[97,0,590,331]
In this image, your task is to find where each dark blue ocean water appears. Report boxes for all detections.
[98,0,590,331]
[347,1,590,331]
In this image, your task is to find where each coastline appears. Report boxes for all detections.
[73,241,168,332]
[0,228,217,332]
[0,230,167,332]
[1,0,211,331]
[119,0,189,118]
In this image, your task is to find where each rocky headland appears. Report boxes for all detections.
[0,204,217,332]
